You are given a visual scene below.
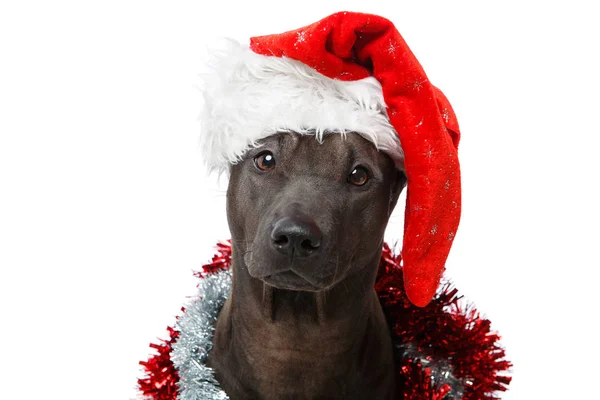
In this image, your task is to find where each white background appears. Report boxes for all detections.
[1,1,598,399]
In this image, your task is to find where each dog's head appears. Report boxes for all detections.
[227,132,406,292]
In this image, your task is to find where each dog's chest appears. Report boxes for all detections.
[217,326,393,400]
[247,345,370,399]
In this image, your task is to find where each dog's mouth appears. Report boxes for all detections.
[262,270,322,292]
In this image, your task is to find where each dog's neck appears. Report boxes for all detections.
[208,243,395,398]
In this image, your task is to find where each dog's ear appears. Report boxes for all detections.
[388,169,407,217]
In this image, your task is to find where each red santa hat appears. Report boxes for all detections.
[199,11,461,307]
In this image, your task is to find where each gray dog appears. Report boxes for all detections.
[206,132,406,399]
[195,11,463,400]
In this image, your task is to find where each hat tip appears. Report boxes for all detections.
[406,289,435,308]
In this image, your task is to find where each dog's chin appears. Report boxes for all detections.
[261,271,325,292]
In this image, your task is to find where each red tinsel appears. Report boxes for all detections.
[377,243,512,399]
[194,240,232,277]
[139,241,511,399]
[138,327,179,400]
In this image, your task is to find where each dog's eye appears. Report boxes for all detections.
[254,151,276,171]
[348,166,370,186]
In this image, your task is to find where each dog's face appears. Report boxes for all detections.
[227,132,406,292]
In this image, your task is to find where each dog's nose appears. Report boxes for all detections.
[271,216,322,257]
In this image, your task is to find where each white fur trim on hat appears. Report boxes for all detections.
[198,40,403,173]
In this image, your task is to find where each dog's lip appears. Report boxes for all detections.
[262,270,321,291]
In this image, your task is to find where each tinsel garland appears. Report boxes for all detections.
[138,241,511,399]
[376,245,512,399]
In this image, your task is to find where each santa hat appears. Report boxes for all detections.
[199,11,461,307]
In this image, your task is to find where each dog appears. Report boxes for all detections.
[207,131,407,399]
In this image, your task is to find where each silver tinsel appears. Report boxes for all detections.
[170,269,232,400]
[399,343,464,399]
